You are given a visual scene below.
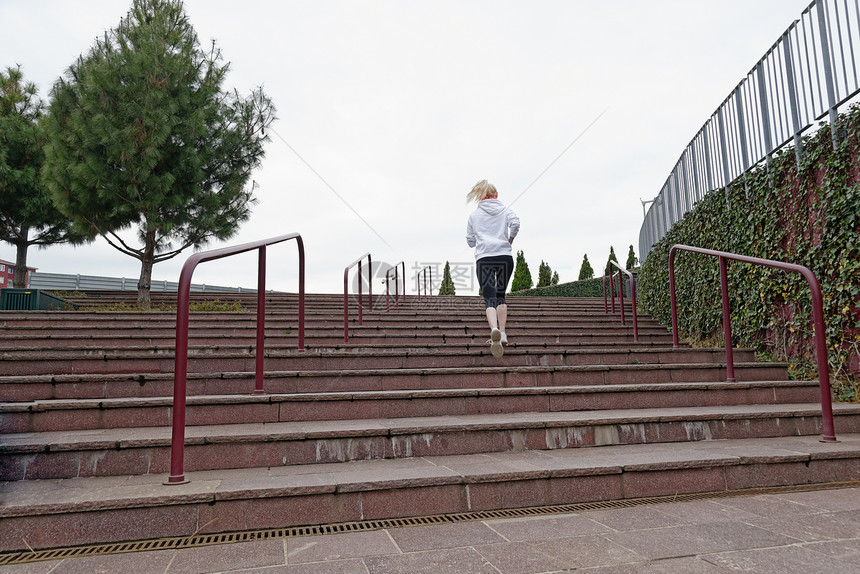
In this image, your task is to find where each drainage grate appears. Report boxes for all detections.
[3,480,858,566]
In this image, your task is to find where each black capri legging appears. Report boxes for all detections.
[476,254,514,309]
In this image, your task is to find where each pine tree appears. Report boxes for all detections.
[42,0,275,308]
[438,261,456,295]
[605,246,619,276]
[536,260,552,288]
[0,66,86,287]
[551,271,559,285]
[511,250,533,291]
[578,254,594,280]
[626,245,638,270]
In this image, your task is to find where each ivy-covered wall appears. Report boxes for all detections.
[638,104,860,397]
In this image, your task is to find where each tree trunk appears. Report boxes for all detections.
[137,228,156,309]
[13,229,29,288]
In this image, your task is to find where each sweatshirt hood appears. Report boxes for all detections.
[478,198,507,216]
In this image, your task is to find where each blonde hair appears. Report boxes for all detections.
[466,179,498,204]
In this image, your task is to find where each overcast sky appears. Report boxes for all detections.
[0,0,813,294]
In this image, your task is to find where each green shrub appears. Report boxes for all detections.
[75,298,246,312]
[510,277,604,297]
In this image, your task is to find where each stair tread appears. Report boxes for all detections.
[0,344,718,355]
[5,403,857,450]
[0,291,849,552]
[4,433,859,519]
[0,360,787,381]
[0,380,821,411]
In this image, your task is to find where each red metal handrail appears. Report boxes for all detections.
[603,274,611,313]
[167,233,305,484]
[416,265,432,300]
[343,252,372,343]
[386,261,405,312]
[668,244,836,442]
[602,262,638,342]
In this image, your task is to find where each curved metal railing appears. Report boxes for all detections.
[167,233,305,484]
[668,244,836,442]
[385,261,405,312]
[416,265,432,300]
[343,252,372,343]
[602,261,639,342]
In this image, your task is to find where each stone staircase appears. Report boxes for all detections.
[1,291,859,552]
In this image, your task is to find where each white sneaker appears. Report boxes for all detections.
[500,332,508,346]
[490,328,504,358]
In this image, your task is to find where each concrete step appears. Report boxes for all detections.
[2,433,859,552]
[44,292,618,308]
[0,303,660,318]
[0,335,686,352]
[0,320,667,339]
[0,334,677,358]
[0,290,836,556]
[0,346,752,376]
[0,316,656,329]
[4,403,857,480]
[0,361,789,401]
[0,380,819,432]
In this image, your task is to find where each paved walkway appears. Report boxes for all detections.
[0,488,860,574]
[2,486,859,573]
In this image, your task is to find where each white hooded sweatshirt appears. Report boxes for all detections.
[465,199,520,260]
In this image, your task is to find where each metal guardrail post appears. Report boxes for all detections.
[718,256,735,382]
[668,244,836,442]
[717,106,732,211]
[602,274,608,314]
[255,246,267,393]
[816,0,840,149]
[386,268,392,313]
[782,31,804,167]
[608,269,616,314]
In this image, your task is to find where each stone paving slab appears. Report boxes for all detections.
[602,520,799,560]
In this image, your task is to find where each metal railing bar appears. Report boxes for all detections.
[776,42,791,140]
[736,90,750,176]
[807,8,826,115]
[602,274,608,314]
[167,232,305,485]
[668,244,836,443]
[784,31,806,166]
[817,0,841,146]
[847,0,858,85]
[834,0,849,89]
[745,74,762,159]
[799,17,816,121]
